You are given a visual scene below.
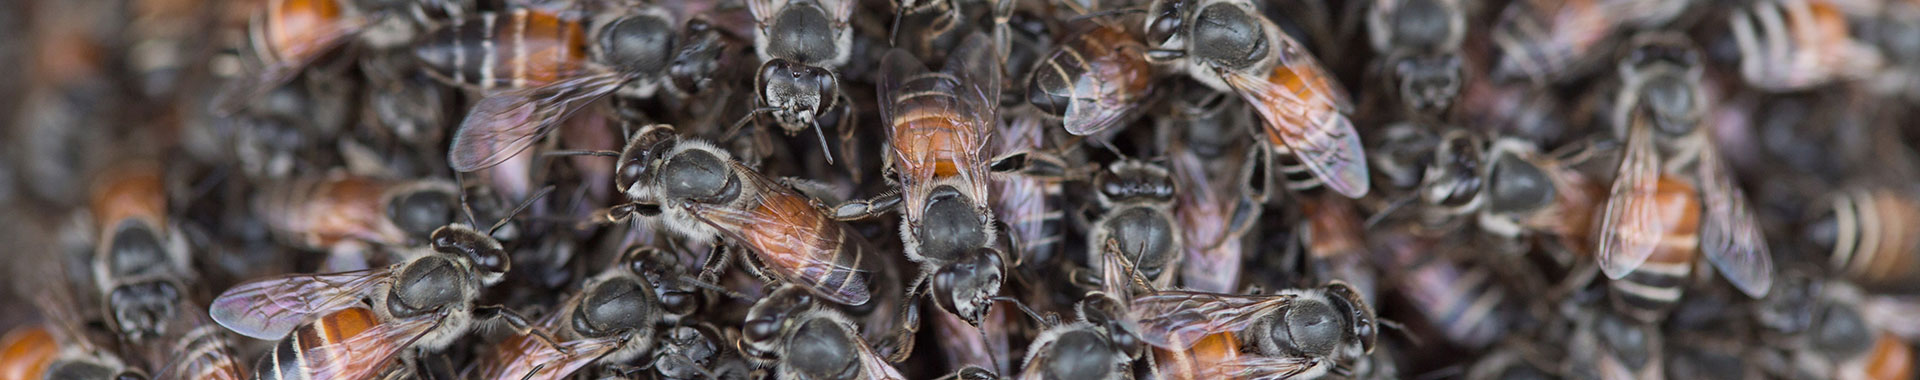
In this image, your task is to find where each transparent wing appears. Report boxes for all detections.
[681,163,872,306]
[1204,354,1320,380]
[877,47,938,188]
[1127,291,1294,349]
[208,268,390,340]
[1594,122,1665,280]
[293,315,439,380]
[477,335,622,380]
[947,32,1002,164]
[857,337,909,380]
[449,72,626,172]
[1059,28,1151,136]
[1695,145,1773,297]
[1221,64,1368,198]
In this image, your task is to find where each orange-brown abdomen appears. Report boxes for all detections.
[1156,332,1241,380]
[0,325,58,380]
[255,175,412,249]
[1826,188,1920,292]
[253,308,378,380]
[91,165,168,234]
[1861,332,1914,380]
[1608,175,1700,322]
[258,0,348,63]
[413,8,592,90]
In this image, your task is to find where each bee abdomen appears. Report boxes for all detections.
[1273,150,1324,192]
[1828,188,1920,291]
[413,9,590,90]
[252,308,378,380]
[1607,252,1693,322]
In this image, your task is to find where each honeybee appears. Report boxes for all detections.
[157,311,247,380]
[1143,0,1369,198]
[1083,160,1183,288]
[1807,185,1920,292]
[995,109,1068,274]
[216,0,444,113]
[428,5,707,172]
[737,0,857,163]
[738,286,908,380]
[1729,0,1884,92]
[1163,83,1265,293]
[1366,0,1466,113]
[589,124,876,307]
[1124,282,1380,379]
[836,33,1043,324]
[1775,282,1918,380]
[86,162,194,344]
[1568,309,1665,380]
[1488,0,1692,84]
[1017,320,1136,380]
[1413,130,1606,254]
[1594,35,1775,319]
[252,174,459,269]
[210,205,536,380]
[469,248,673,380]
[1026,22,1155,137]
[1374,231,1514,350]
[4,231,153,380]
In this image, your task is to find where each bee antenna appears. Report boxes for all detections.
[890,6,906,46]
[1378,318,1422,347]
[724,107,781,141]
[489,185,557,236]
[455,171,482,229]
[676,275,753,301]
[519,363,547,380]
[992,296,1047,327]
[1363,195,1416,230]
[812,118,836,165]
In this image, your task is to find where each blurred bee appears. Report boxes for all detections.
[252,174,459,270]
[1774,282,1917,380]
[1729,0,1884,92]
[1082,160,1183,288]
[210,197,540,380]
[1143,0,1369,198]
[1568,309,1664,380]
[1366,0,1466,113]
[3,238,153,380]
[1413,131,1606,254]
[1594,35,1774,322]
[736,0,858,163]
[469,247,673,380]
[86,162,194,344]
[1488,0,1692,83]
[1375,233,1514,350]
[738,286,908,379]
[586,125,876,307]
[1026,21,1155,137]
[425,4,702,172]
[1807,185,1920,293]
[837,34,1048,324]
[216,0,449,113]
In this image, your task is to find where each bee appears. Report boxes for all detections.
[1568,309,1664,380]
[1807,185,1920,292]
[252,174,460,269]
[3,241,153,380]
[1143,0,1369,198]
[835,33,1045,324]
[1488,0,1692,84]
[1017,320,1136,380]
[650,323,727,380]
[736,0,857,163]
[1413,131,1606,254]
[1377,235,1513,350]
[149,305,248,380]
[1594,35,1775,321]
[995,109,1069,274]
[1779,282,1917,380]
[470,247,673,380]
[210,196,542,380]
[1366,0,1466,113]
[428,5,701,172]
[1729,0,1884,92]
[1083,160,1183,288]
[1026,22,1155,137]
[86,162,194,344]
[1161,81,1266,293]
[738,286,908,380]
[587,124,875,307]
[215,0,444,113]
[1124,282,1380,379]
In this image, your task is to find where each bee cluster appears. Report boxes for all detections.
[6,0,1920,379]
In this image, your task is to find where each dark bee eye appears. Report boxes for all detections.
[617,156,649,191]
[1146,1,1185,45]
[744,319,782,342]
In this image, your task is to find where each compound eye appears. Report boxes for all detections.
[473,247,510,277]
[745,319,782,342]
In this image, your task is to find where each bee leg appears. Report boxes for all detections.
[831,191,903,221]
[697,244,732,284]
[475,305,573,354]
[988,151,1074,179]
[879,276,926,363]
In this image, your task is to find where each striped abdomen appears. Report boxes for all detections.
[254,175,407,249]
[168,324,246,380]
[994,115,1064,268]
[1824,187,1920,292]
[888,72,985,179]
[252,308,379,380]
[253,0,352,65]
[739,187,871,306]
[1608,176,1700,322]
[1400,257,1507,349]
[1155,332,1241,380]
[0,325,59,380]
[1025,24,1152,129]
[412,8,592,90]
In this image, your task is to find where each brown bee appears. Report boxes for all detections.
[3,235,153,380]
[1413,131,1606,254]
[469,248,675,380]
[86,162,194,344]
[739,286,908,380]
[1144,0,1369,198]
[1729,0,1884,91]
[1595,35,1774,321]
[1488,0,1692,83]
[1127,283,1380,379]
[1026,22,1155,137]
[216,0,439,113]
[428,5,707,172]
[1366,0,1466,112]
[252,174,459,268]
[1808,185,1920,292]
[736,0,858,163]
